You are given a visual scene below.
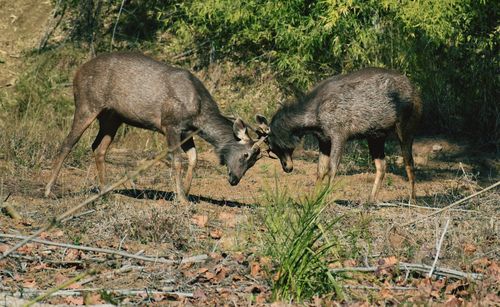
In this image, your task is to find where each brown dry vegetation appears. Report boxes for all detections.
[0,0,499,305]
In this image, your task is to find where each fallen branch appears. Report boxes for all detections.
[26,270,94,306]
[0,233,208,265]
[331,261,482,280]
[1,288,193,298]
[401,181,500,228]
[77,264,143,287]
[375,202,477,213]
[0,130,200,260]
[343,285,417,291]
[428,219,450,278]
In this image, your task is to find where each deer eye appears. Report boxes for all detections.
[243,152,249,159]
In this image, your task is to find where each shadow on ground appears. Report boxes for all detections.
[114,188,256,208]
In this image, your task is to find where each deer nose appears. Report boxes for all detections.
[228,174,240,186]
[281,160,293,173]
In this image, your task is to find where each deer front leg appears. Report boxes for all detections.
[165,127,189,205]
[181,134,197,195]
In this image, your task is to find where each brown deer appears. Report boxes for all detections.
[44,52,266,203]
[257,68,422,202]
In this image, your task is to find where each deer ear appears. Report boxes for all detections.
[255,114,268,126]
[255,114,270,136]
[233,118,251,143]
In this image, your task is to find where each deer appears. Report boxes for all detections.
[44,52,266,204]
[256,67,422,202]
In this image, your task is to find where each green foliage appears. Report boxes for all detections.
[262,183,343,301]
[50,0,499,146]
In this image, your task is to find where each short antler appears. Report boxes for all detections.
[252,135,268,152]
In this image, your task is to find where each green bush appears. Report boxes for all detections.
[42,0,500,148]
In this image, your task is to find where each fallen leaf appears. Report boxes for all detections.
[193,289,207,300]
[218,212,237,227]
[0,244,9,253]
[83,293,104,305]
[463,243,477,255]
[54,272,67,285]
[378,256,398,267]
[64,296,84,305]
[444,295,463,307]
[30,263,49,272]
[250,261,261,277]
[213,266,228,283]
[343,259,357,267]
[256,292,267,304]
[22,278,37,288]
[233,252,245,263]
[64,249,80,261]
[209,229,222,239]
[17,243,36,254]
[192,215,208,227]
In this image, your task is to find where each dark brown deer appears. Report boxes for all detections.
[257,68,422,202]
[44,52,266,203]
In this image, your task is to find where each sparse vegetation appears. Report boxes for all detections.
[0,0,498,305]
[261,184,343,301]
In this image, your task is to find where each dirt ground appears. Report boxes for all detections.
[0,134,499,305]
[0,0,499,304]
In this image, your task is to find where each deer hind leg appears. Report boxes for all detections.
[396,125,417,202]
[367,136,386,203]
[165,127,188,204]
[316,139,331,185]
[327,137,346,186]
[180,133,197,195]
[92,111,122,192]
[45,107,99,197]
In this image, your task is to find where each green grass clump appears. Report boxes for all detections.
[262,183,344,302]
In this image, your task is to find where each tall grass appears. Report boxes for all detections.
[262,182,344,302]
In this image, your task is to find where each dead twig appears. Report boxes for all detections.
[110,0,126,50]
[77,264,143,286]
[428,218,450,278]
[375,202,477,213]
[400,181,500,228]
[0,233,208,265]
[25,270,95,306]
[331,261,482,280]
[343,285,417,291]
[2,288,193,298]
[0,130,200,260]
[60,209,96,223]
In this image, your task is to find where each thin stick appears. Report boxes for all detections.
[3,192,11,203]
[375,202,477,213]
[60,209,96,223]
[0,130,200,260]
[343,285,417,291]
[428,218,450,278]
[0,233,207,265]
[4,288,193,299]
[110,0,126,50]
[401,181,500,227]
[331,261,482,280]
[25,270,94,306]
[77,264,142,286]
